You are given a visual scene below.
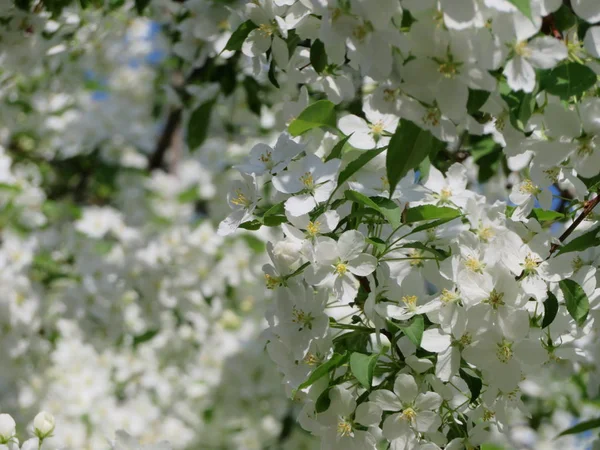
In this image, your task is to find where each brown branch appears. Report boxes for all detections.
[550,195,600,255]
[147,108,182,171]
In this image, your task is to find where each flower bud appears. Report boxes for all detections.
[33,412,54,439]
[0,414,16,443]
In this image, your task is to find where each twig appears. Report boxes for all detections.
[147,108,182,171]
[549,195,600,255]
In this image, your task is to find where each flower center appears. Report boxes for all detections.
[300,172,314,190]
[514,41,531,57]
[438,61,459,79]
[258,22,276,37]
[543,167,560,182]
[523,254,540,273]
[439,187,452,202]
[306,221,321,237]
[464,256,485,273]
[292,306,314,330]
[401,407,417,422]
[572,255,584,273]
[477,225,495,242]
[459,332,472,347]
[337,418,353,437]
[483,409,495,421]
[259,150,272,165]
[353,25,369,42]
[422,107,441,127]
[335,262,348,276]
[402,295,418,310]
[519,179,541,195]
[577,140,594,157]
[440,288,458,304]
[264,274,281,290]
[408,249,424,267]
[370,120,385,136]
[496,340,513,363]
[303,353,321,366]
[231,189,251,207]
[486,289,505,309]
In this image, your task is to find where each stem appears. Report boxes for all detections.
[549,195,600,255]
[148,108,182,171]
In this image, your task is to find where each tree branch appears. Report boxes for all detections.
[550,195,600,255]
[147,108,182,171]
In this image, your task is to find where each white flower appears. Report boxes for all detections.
[304,230,377,303]
[236,133,304,176]
[272,153,341,216]
[33,412,55,438]
[338,102,399,150]
[370,374,442,440]
[218,173,260,236]
[0,414,15,444]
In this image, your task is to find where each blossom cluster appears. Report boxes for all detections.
[219,0,600,448]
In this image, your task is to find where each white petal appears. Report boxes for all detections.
[572,0,600,23]
[393,374,418,402]
[415,392,443,411]
[415,410,441,432]
[527,36,568,69]
[504,56,536,93]
[421,328,451,353]
[355,402,383,426]
[348,253,378,276]
[584,26,600,58]
[370,389,402,411]
[338,230,366,261]
[272,35,289,67]
[285,194,318,216]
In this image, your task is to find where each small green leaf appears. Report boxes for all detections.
[289,100,337,136]
[559,279,590,327]
[268,60,280,88]
[459,368,483,404]
[467,89,491,114]
[530,208,565,223]
[296,352,349,391]
[338,147,386,187]
[404,205,461,224]
[325,134,352,162]
[225,20,258,51]
[263,202,285,217]
[366,237,387,255]
[345,190,402,228]
[133,329,159,347]
[238,220,262,230]
[134,0,151,14]
[315,387,332,413]
[350,352,379,389]
[557,417,600,437]
[386,119,444,197]
[541,63,597,100]
[557,226,600,255]
[542,291,559,329]
[507,0,532,19]
[187,99,216,151]
[243,77,262,116]
[310,39,328,74]
[391,315,424,347]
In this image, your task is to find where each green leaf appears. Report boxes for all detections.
[345,190,402,229]
[386,119,444,197]
[366,237,387,255]
[325,134,352,162]
[263,202,285,217]
[268,60,280,89]
[408,216,459,235]
[557,417,600,437]
[557,226,600,255]
[390,315,424,347]
[404,205,461,224]
[541,63,597,100]
[530,208,565,223]
[467,89,491,114]
[507,0,532,20]
[310,39,328,74]
[459,368,483,404]
[559,279,590,327]
[553,4,577,32]
[542,291,559,329]
[133,329,159,347]
[315,387,332,413]
[288,100,337,136]
[296,352,349,391]
[238,220,262,230]
[224,20,258,51]
[401,242,448,260]
[338,147,386,187]
[243,77,261,115]
[187,99,216,151]
[134,0,151,14]
[350,352,379,389]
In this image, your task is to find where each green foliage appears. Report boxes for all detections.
[557,417,600,437]
[288,100,337,136]
[295,352,349,391]
[557,226,600,254]
[389,315,424,347]
[325,134,352,162]
[187,99,216,151]
[224,20,258,51]
[542,291,559,329]
[506,0,532,20]
[403,205,461,223]
[350,352,379,389]
[345,190,402,228]
[337,147,386,186]
[559,279,590,327]
[310,39,328,74]
[459,368,483,404]
[386,119,444,197]
[540,63,597,100]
